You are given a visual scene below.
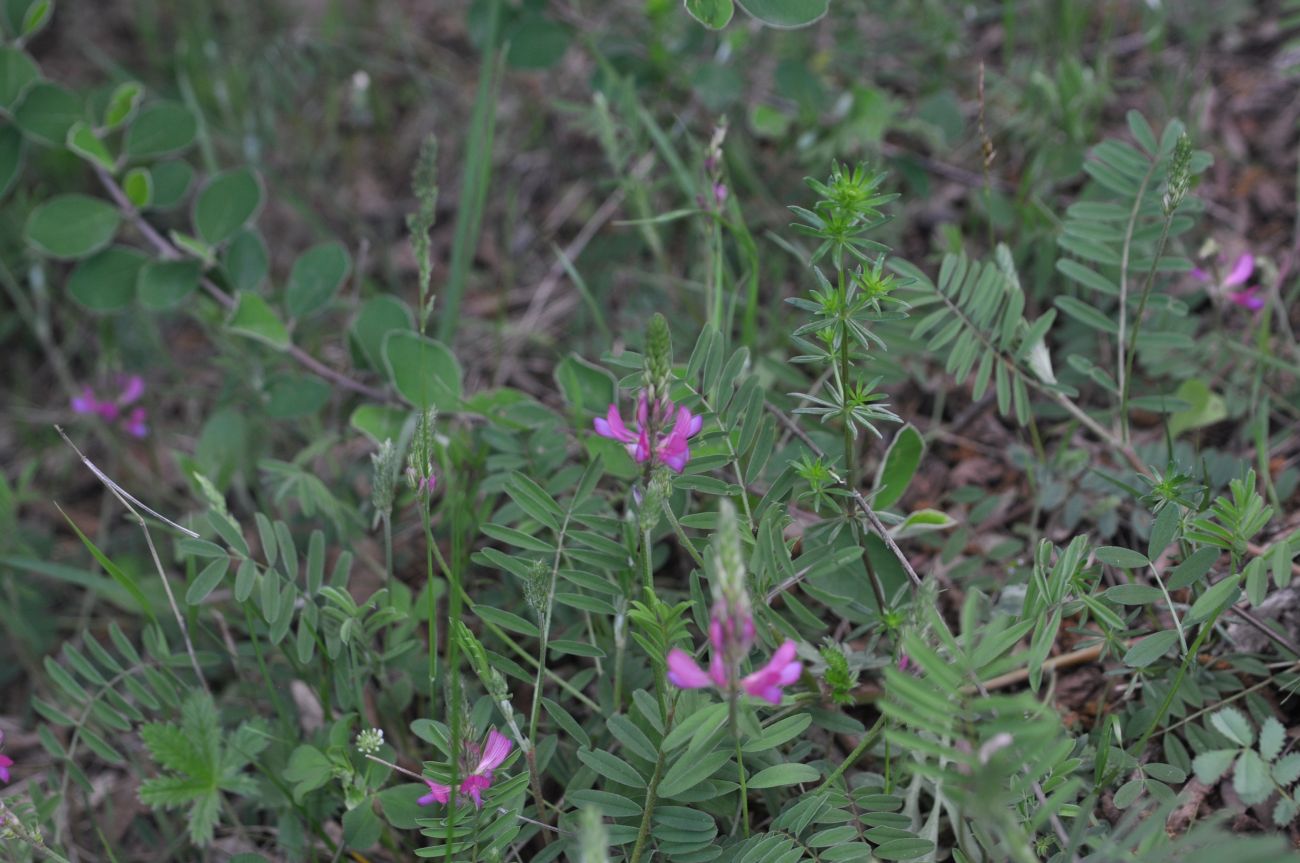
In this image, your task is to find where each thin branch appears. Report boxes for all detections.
[94,167,393,403]
[765,403,923,589]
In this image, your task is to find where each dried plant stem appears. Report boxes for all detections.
[55,427,208,692]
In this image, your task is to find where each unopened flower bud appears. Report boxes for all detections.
[644,313,673,405]
[1163,133,1192,215]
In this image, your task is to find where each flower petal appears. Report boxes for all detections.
[475,730,513,773]
[118,374,145,405]
[1229,288,1265,311]
[418,780,451,806]
[0,753,12,784]
[595,404,637,444]
[1224,254,1255,287]
[460,774,492,808]
[666,648,713,689]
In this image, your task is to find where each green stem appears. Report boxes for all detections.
[836,268,889,613]
[661,500,706,569]
[628,703,676,863]
[1118,215,1175,443]
[816,714,886,792]
[734,720,750,838]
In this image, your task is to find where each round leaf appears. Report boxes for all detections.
[222,229,268,293]
[350,295,413,371]
[285,240,350,317]
[148,160,194,210]
[193,167,262,245]
[736,0,828,28]
[66,121,114,170]
[25,194,121,259]
[137,259,201,308]
[0,46,38,111]
[124,102,196,159]
[0,123,24,199]
[685,0,734,28]
[67,246,147,311]
[122,167,152,208]
[504,13,570,69]
[383,331,463,410]
[227,290,289,350]
[264,375,331,419]
[14,82,82,146]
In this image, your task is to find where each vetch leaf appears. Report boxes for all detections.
[576,747,644,789]
[1096,546,1149,569]
[1123,630,1179,668]
[1187,573,1240,624]
[185,558,229,605]
[747,763,819,789]
[658,748,731,798]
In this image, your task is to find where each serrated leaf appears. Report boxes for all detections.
[1259,717,1286,763]
[1234,749,1271,805]
[1211,707,1254,748]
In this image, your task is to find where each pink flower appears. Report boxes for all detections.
[416,729,513,809]
[0,730,12,784]
[593,393,703,473]
[667,635,802,706]
[1228,287,1265,311]
[1192,253,1265,312]
[406,466,438,495]
[71,375,149,437]
[740,641,803,705]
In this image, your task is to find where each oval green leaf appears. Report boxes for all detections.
[137,259,201,308]
[26,194,120,259]
[124,102,196,159]
[193,167,262,245]
[67,246,147,311]
[383,331,462,410]
[286,240,351,317]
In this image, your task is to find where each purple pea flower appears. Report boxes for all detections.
[71,374,149,438]
[594,392,703,473]
[417,729,513,809]
[1191,252,1265,311]
[0,730,12,784]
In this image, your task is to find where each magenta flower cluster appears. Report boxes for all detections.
[0,729,13,784]
[666,606,802,706]
[71,374,148,438]
[417,729,512,809]
[1192,252,1263,311]
[594,392,702,473]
